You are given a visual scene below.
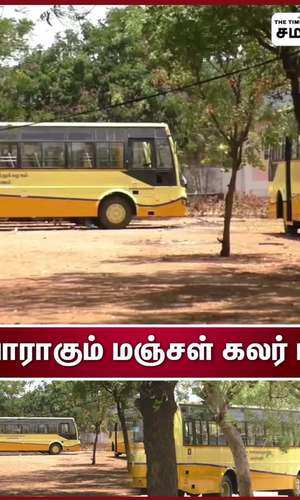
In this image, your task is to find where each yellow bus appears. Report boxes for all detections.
[111,417,142,457]
[0,417,80,454]
[0,122,187,229]
[128,404,300,496]
[268,137,300,234]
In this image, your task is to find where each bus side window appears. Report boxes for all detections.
[21,143,42,168]
[59,422,70,438]
[208,422,218,445]
[43,143,65,168]
[37,424,49,434]
[7,424,22,434]
[156,139,173,170]
[183,420,194,445]
[201,421,209,445]
[0,143,17,168]
[21,424,29,434]
[96,143,124,169]
[69,143,95,168]
[194,420,202,445]
[130,140,155,170]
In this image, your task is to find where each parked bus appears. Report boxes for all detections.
[0,122,187,229]
[111,417,143,457]
[0,417,80,454]
[127,403,300,496]
[267,136,300,234]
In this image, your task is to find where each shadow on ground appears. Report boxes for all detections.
[1,252,300,323]
[0,461,133,496]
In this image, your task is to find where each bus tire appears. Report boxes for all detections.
[220,476,234,496]
[293,473,300,496]
[99,196,132,229]
[49,442,62,455]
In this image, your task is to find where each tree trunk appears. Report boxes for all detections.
[220,152,240,257]
[116,399,131,471]
[137,381,178,496]
[91,421,100,465]
[219,419,253,496]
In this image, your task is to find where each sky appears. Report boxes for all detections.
[1,5,113,48]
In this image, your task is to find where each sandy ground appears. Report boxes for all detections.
[0,216,299,324]
[0,449,134,496]
[0,448,284,497]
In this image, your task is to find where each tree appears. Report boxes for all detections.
[71,382,113,465]
[103,382,139,470]
[0,382,26,415]
[0,15,33,120]
[142,7,282,256]
[198,382,253,496]
[137,381,178,496]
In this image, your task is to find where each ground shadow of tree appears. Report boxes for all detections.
[1,253,299,323]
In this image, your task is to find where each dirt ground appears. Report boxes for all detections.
[0,448,283,497]
[0,216,299,324]
[0,449,134,496]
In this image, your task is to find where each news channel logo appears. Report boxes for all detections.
[272,13,300,46]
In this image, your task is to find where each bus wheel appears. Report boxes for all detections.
[294,473,300,495]
[220,477,233,496]
[49,442,62,455]
[99,196,132,229]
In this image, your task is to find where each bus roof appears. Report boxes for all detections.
[0,122,168,128]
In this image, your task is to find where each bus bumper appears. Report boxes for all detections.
[136,198,188,218]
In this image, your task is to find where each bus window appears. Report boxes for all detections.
[194,420,201,445]
[156,139,173,170]
[59,422,70,438]
[22,143,42,168]
[43,143,65,168]
[21,424,31,434]
[96,143,124,169]
[37,423,49,434]
[201,421,209,445]
[0,143,17,168]
[247,423,265,446]
[130,140,154,169]
[183,420,194,445]
[7,424,22,434]
[208,422,218,445]
[69,143,95,168]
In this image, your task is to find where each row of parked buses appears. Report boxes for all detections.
[112,403,300,496]
[0,121,299,233]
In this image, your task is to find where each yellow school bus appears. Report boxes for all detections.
[0,417,80,454]
[268,137,300,234]
[0,122,187,229]
[129,404,300,496]
[111,418,142,457]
